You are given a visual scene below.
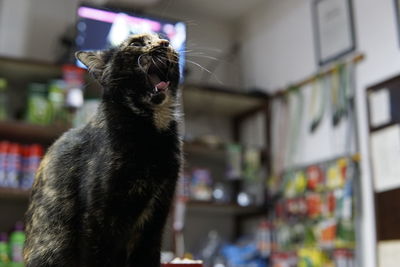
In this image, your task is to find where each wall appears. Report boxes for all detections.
[148,3,240,89]
[0,0,238,142]
[240,0,400,266]
[0,0,31,57]
[239,0,316,91]
[0,0,238,88]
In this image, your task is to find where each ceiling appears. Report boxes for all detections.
[98,0,265,21]
[158,0,266,21]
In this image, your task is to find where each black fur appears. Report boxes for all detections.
[24,33,182,267]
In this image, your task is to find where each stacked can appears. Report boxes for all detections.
[0,141,44,189]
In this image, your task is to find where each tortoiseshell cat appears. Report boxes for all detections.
[24,33,182,267]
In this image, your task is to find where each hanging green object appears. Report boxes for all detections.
[309,75,326,133]
[332,64,350,127]
[286,87,304,167]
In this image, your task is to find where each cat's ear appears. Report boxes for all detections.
[75,51,105,77]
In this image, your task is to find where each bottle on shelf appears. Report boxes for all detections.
[5,144,22,188]
[9,222,25,267]
[26,83,51,125]
[0,78,8,121]
[256,219,271,259]
[0,141,9,187]
[20,144,44,189]
[0,232,10,267]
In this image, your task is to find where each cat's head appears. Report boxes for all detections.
[75,33,180,114]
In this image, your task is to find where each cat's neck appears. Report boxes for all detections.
[92,100,177,136]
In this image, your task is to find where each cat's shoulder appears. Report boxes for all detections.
[48,126,88,155]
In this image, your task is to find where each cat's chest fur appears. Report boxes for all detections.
[81,107,181,206]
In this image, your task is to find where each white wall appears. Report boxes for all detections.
[0,0,31,57]
[148,3,239,89]
[0,0,79,60]
[0,0,238,88]
[240,0,316,91]
[239,0,400,266]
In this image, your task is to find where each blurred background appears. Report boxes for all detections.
[1,0,400,266]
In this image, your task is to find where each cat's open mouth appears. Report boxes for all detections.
[147,62,171,104]
[147,61,170,105]
[149,73,170,93]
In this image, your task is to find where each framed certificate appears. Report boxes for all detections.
[395,0,400,46]
[313,0,356,65]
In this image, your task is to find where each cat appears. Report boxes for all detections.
[23,33,182,267]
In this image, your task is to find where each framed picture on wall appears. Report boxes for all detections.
[312,0,356,65]
[394,0,400,45]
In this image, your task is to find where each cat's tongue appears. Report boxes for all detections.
[149,73,170,92]
[155,81,170,91]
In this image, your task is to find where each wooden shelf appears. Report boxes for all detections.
[0,188,30,201]
[0,56,62,82]
[183,142,226,161]
[0,120,69,146]
[182,84,268,117]
[186,200,264,216]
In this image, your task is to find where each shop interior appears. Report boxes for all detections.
[1,0,400,266]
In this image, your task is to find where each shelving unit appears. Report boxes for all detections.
[0,56,271,255]
[0,188,30,200]
[187,200,263,216]
[0,120,68,146]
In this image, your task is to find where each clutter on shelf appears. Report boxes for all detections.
[267,156,358,267]
[0,63,100,129]
[0,221,25,267]
[0,141,44,190]
[179,141,265,207]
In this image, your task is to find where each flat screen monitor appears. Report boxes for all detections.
[76,4,186,80]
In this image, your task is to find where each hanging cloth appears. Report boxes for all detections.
[309,75,326,133]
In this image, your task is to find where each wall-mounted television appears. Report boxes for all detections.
[75,4,186,80]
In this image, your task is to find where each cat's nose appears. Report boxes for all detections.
[159,39,170,48]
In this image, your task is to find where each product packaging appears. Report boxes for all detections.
[0,141,9,187]
[0,78,8,120]
[0,233,10,266]
[26,83,51,125]
[225,144,242,180]
[9,222,25,267]
[48,80,68,125]
[190,168,213,201]
[5,143,22,188]
[20,144,44,189]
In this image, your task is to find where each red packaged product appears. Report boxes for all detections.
[306,165,324,191]
[306,193,322,218]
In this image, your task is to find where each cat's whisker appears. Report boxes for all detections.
[186,54,219,61]
[185,59,223,84]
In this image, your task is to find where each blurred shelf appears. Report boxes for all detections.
[183,141,226,161]
[0,56,62,82]
[0,187,30,201]
[182,84,268,117]
[186,200,265,216]
[0,120,69,146]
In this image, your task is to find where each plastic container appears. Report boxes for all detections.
[48,80,67,125]
[20,144,43,189]
[26,83,51,125]
[0,232,10,266]
[0,141,9,187]
[0,78,8,120]
[9,222,25,267]
[5,144,21,188]
[256,220,271,258]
